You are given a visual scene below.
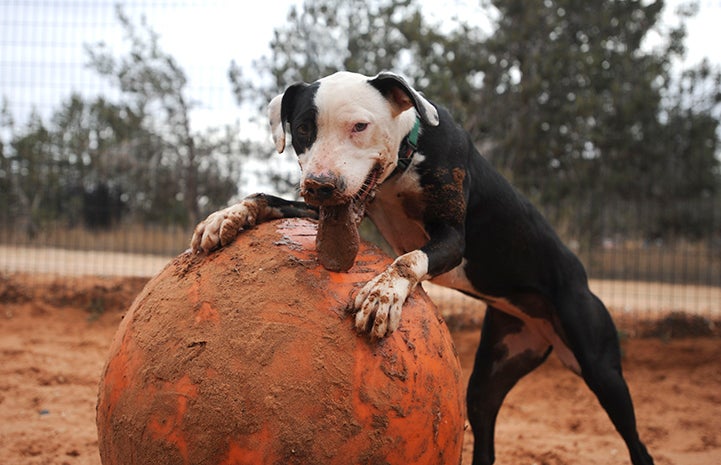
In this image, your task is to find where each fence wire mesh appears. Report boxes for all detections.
[1,0,720,332]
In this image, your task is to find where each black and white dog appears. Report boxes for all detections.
[191,71,654,465]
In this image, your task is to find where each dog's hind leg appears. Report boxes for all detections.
[558,289,654,465]
[467,306,552,465]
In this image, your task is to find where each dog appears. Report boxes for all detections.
[191,71,654,465]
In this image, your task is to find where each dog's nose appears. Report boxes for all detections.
[302,174,345,205]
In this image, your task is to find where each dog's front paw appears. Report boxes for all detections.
[190,199,262,252]
[353,251,428,338]
[353,268,414,338]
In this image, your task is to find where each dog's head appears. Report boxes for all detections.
[268,71,439,207]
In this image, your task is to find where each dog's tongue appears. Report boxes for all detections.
[316,203,360,272]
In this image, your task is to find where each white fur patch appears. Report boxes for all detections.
[487,296,581,374]
[303,72,417,199]
[367,156,428,255]
[268,94,285,153]
[430,261,581,373]
[354,250,429,338]
[191,198,264,252]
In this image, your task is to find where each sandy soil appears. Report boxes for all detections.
[1,272,720,465]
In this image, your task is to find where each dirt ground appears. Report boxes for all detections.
[1,272,720,465]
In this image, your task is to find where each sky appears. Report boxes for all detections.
[1,0,720,193]
[0,0,303,129]
[2,0,720,125]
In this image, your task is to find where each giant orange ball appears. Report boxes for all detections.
[97,218,464,465]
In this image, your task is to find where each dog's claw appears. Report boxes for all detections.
[353,268,412,338]
[190,200,260,253]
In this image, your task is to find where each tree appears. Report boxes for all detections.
[650,58,721,238]
[230,0,413,113]
[233,0,720,240]
[48,94,159,228]
[85,5,241,226]
[1,6,246,233]
[0,100,17,228]
[475,0,720,240]
[1,94,156,231]
[1,109,51,237]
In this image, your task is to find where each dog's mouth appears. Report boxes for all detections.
[303,164,382,222]
[351,164,382,218]
[313,164,382,272]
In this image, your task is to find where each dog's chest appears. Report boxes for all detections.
[366,172,429,255]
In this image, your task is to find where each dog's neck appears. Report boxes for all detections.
[392,116,421,177]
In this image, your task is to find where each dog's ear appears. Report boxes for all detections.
[268,82,309,153]
[368,72,440,127]
[268,94,286,153]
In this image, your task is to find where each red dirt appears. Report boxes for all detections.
[1,242,720,464]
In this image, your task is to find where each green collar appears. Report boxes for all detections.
[408,116,421,147]
[393,117,421,177]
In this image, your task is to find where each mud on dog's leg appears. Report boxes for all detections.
[191,194,317,252]
[353,250,429,338]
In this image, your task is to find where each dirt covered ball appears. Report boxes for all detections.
[96,218,464,465]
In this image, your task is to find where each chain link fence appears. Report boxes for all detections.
[1,0,720,332]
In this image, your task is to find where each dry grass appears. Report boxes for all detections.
[0,223,190,256]
[3,224,719,285]
[581,241,721,285]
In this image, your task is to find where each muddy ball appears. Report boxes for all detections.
[96,218,464,465]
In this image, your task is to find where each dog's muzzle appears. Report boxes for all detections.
[301,173,348,206]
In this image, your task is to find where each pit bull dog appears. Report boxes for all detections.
[191,71,654,465]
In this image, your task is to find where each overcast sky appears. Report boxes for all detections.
[1,0,719,126]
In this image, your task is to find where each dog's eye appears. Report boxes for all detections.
[296,123,310,138]
[352,122,369,133]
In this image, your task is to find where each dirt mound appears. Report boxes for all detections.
[0,273,146,315]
